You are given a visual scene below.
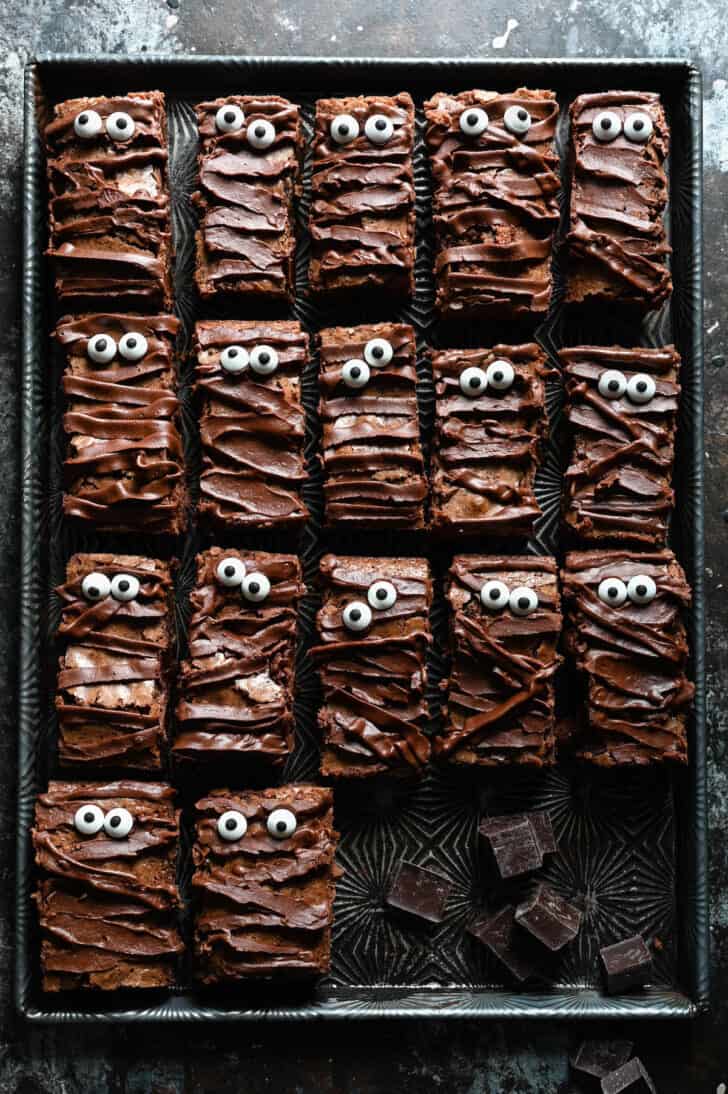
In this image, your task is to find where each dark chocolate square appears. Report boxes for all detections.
[479,815,543,879]
[571,1040,634,1087]
[600,935,653,994]
[601,1059,656,1094]
[468,906,539,983]
[515,885,582,952]
[386,862,452,924]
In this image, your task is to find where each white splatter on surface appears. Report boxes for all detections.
[492,17,519,48]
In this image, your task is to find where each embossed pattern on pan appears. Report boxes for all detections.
[18,56,705,1021]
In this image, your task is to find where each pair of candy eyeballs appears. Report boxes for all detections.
[459,359,515,398]
[219,344,279,377]
[214,105,277,149]
[597,370,656,405]
[480,581,539,616]
[82,572,140,603]
[343,580,397,632]
[87,332,148,365]
[591,110,654,144]
[216,807,297,842]
[74,804,134,838]
[73,110,136,141]
[215,557,271,603]
[330,113,397,146]
[341,338,394,389]
[458,105,533,139]
[598,574,657,607]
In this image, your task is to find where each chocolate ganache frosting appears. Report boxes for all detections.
[192,785,338,982]
[312,554,432,778]
[194,319,309,529]
[562,549,693,765]
[424,88,560,319]
[44,92,172,311]
[33,780,182,991]
[438,556,562,766]
[562,345,680,545]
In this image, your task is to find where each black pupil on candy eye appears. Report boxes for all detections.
[118,580,130,592]
[518,597,530,610]
[110,815,121,828]
[259,352,270,364]
[375,118,387,130]
[372,346,384,359]
[88,587,99,599]
[601,118,612,130]
[338,123,349,136]
[350,608,361,622]
[489,589,500,600]
[126,338,136,349]
[608,587,618,598]
[493,371,504,383]
[79,114,88,124]
[518,109,528,121]
[469,376,481,389]
[255,125,266,137]
[276,821,287,833]
[637,380,647,392]
[350,366,361,379]
[636,585,647,597]
[633,119,644,131]
[249,582,260,594]
[225,818,237,831]
[227,348,237,358]
[376,588,388,601]
[117,117,127,129]
[467,113,478,126]
[225,111,235,123]
[224,565,235,577]
[95,338,107,352]
[608,380,619,391]
[84,811,94,823]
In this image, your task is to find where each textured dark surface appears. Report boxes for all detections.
[1,6,727,1094]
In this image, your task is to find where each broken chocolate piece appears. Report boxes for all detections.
[479,814,543,879]
[468,906,538,983]
[515,884,582,951]
[571,1040,634,1089]
[600,935,653,994]
[529,811,557,856]
[601,1059,656,1094]
[386,861,452,924]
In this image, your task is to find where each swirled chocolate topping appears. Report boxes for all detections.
[55,553,174,771]
[431,343,551,537]
[562,549,693,765]
[194,319,309,528]
[55,312,186,534]
[45,92,172,310]
[193,96,301,301]
[566,91,672,309]
[33,780,182,991]
[311,554,432,778]
[174,547,304,764]
[309,93,415,296]
[424,88,559,319]
[562,345,680,545]
[437,556,561,766]
[192,785,338,982]
[318,322,426,528]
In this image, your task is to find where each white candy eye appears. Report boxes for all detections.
[503,105,532,136]
[247,119,276,150]
[365,114,394,144]
[459,366,488,397]
[267,808,297,839]
[598,369,628,399]
[597,577,628,606]
[241,572,271,603]
[367,580,397,610]
[104,807,134,839]
[343,600,372,632]
[592,111,622,142]
[81,572,111,601]
[459,107,489,137]
[364,338,393,367]
[220,345,249,374]
[217,810,247,841]
[249,345,279,376]
[330,113,360,144]
[216,557,246,587]
[110,573,140,602]
[627,574,657,605]
[480,580,510,611]
[215,104,245,133]
[509,586,539,616]
[624,112,653,143]
[73,110,103,139]
[74,804,105,835]
[87,334,117,364]
[486,360,515,392]
[118,332,148,361]
[342,359,370,389]
[626,373,656,405]
[106,112,135,141]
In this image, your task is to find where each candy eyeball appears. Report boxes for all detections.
[365,114,394,144]
[104,807,134,839]
[598,369,628,399]
[74,804,105,835]
[110,573,140,602]
[342,359,370,389]
[81,572,111,601]
[87,333,117,365]
[364,338,393,368]
[217,810,247,841]
[248,119,276,150]
[367,580,397,611]
[343,600,372,632]
[486,359,515,392]
[480,580,510,612]
[597,577,628,607]
[459,366,488,397]
[331,113,360,144]
[220,345,249,374]
[626,373,656,405]
[118,332,148,362]
[509,586,539,616]
[459,107,489,137]
[267,808,297,839]
[215,104,245,134]
[624,111,653,143]
[73,110,103,139]
[106,112,135,141]
[216,556,246,588]
[592,110,622,142]
[249,345,279,376]
[503,105,532,136]
[627,574,657,605]
[241,571,271,603]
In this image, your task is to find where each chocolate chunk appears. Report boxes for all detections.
[601,1058,656,1094]
[386,861,452,924]
[515,884,582,951]
[479,815,543,879]
[468,906,538,983]
[599,935,653,994]
[571,1040,634,1088]
[529,811,557,855]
